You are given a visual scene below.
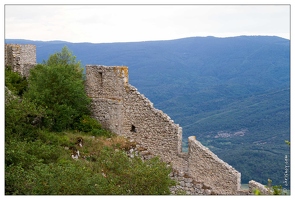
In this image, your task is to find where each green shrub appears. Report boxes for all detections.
[5,139,61,169]
[5,161,108,195]
[91,128,114,138]
[26,140,62,164]
[24,47,91,131]
[27,162,102,195]
[253,189,261,195]
[73,115,114,137]
[124,156,176,194]
[272,185,283,195]
[5,164,31,194]
[5,66,28,96]
[5,137,175,195]
[74,115,101,132]
[94,147,176,195]
[38,130,71,147]
[5,139,43,170]
[5,90,44,141]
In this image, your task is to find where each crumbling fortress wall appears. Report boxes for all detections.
[188,136,241,194]
[85,65,242,194]
[85,66,187,171]
[5,44,36,77]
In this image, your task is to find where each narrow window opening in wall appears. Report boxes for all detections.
[98,72,103,86]
[130,125,136,133]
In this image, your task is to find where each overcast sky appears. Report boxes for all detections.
[5,4,290,43]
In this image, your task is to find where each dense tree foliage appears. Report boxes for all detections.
[5,88,44,141]
[5,66,28,96]
[24,47,91,131]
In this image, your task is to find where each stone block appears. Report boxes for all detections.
[204,189,211,195]
[180,181,185,187]
[184,178,193,183]
[185,182,192,187]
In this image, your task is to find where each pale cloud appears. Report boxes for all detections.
[5,4,290,43]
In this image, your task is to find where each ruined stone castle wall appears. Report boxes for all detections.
[5,44,36,77]
[85,65,242,194]
[188,136,241,194]
[248,180,272,195]
[85,66,126,134]
[86,65,187,171]
[122,84,188,171]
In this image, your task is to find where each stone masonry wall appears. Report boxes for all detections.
[85,66,127,135]
[248,180,272,195]
[85,65,242,194]
[188,136,241,194]
[86,65,187,171]
[122,84,188,171]
[5,44,36,77]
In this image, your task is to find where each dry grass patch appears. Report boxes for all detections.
[100,136,137,151]
[62,133,137,162]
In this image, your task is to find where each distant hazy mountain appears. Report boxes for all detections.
[6,36,290,186]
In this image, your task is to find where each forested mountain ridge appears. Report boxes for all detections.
[6,36,290,186]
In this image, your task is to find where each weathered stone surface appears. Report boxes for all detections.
[139,150,150,156]
[5,44,36,77]
[249,180,272,195]
[185,182,192,187]
[188,136,241,194]
[195,183,203,189]
[180,181,185,187]
[184,178,193,183]
[204,189,212,195]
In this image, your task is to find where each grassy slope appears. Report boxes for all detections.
[5,130,176,195]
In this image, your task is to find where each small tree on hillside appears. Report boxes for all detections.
[24,46,91,131]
